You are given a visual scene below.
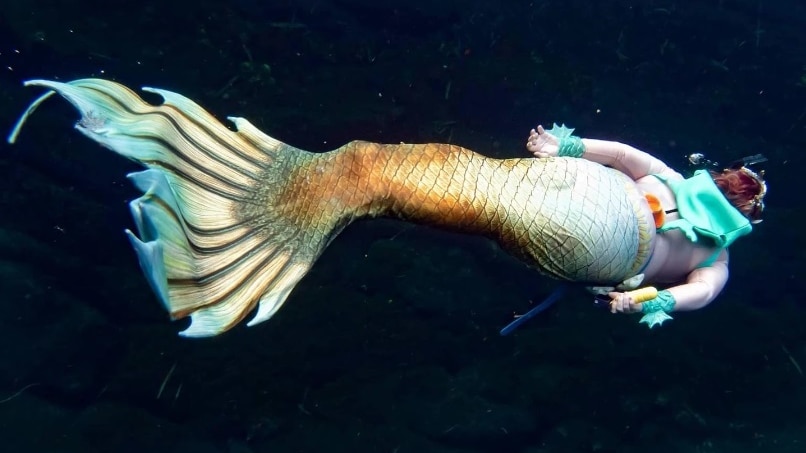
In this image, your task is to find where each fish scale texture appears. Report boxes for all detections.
[15,78,649,336]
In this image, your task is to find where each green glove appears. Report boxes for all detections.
[546,123,585,158]
[639,289,676,328]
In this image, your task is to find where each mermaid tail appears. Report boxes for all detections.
[9,79,652,337]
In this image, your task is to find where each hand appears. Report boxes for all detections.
[608,291,642,314]
[526,125,560,158]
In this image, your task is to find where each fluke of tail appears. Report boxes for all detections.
[10,79,326,337]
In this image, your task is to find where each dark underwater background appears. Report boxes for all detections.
[0,1,804,452]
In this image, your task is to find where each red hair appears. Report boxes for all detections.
[710,169,764,221]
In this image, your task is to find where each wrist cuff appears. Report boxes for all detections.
[641,290,676,313]
[557,136,585,158]
[638,290,676,328]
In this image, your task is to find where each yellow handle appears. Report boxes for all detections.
[625,286,659,303]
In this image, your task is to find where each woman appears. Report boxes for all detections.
[9,78,767,336]
[526,124,767,327]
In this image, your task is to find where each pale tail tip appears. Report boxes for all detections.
[178,311,228,338]
[7,87,57,145]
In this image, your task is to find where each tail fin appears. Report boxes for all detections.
[9,79,324,337]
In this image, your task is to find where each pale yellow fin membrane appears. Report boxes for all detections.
[12,79,316,337]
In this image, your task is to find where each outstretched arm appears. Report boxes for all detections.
[665,250,729,311]
[610,250,729,314]
[526,125,680,181]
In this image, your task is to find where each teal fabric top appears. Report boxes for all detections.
[653,170,752,266]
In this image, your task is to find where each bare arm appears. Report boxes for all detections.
[526,125,680,180]
[665,250,729,311]
[580,138,675,181]
[610,250,729,314]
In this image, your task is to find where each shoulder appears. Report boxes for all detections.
[653,167,685,182]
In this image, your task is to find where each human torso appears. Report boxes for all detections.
[634,173,724,284]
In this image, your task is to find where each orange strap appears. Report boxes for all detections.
[645,193,665,229]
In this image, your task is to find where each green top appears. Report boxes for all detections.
[654,170,752,266]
